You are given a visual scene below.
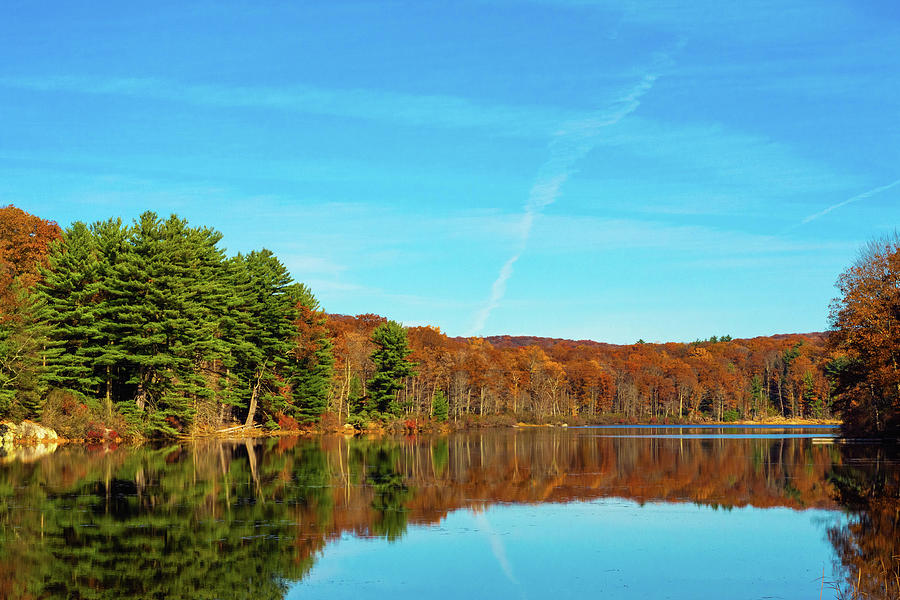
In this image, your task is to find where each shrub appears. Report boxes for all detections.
[722,409,741,423]
[40,389,127,439]
[345,413,369,429]
[277,413,300,431]
[318,411,340,431]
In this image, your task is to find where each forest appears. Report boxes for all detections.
[0,205,897,436]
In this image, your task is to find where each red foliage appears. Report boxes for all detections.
[84,421,118,441]
[278,413,300,431]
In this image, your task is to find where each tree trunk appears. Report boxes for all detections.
[136,370,147,412]
[244,375,262,428]
[105,365,112,418]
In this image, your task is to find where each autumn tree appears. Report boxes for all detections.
[0,206,61,419]
[0,205,62,293]
[829,235,900,435]
[290,288,335,423]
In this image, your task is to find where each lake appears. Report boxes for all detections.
[1,426,898,599]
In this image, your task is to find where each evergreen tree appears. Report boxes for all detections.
[290,286,334,423]
[0,283,51,419]
[231,250,302,429]
[0,205,61,419]
[368,321,416,417]
[347,375,365,419]
[38,222,105,397]
[108,213,232,435]
[90,218,130,417]
[432,390,449,422]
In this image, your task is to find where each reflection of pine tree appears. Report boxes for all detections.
[0,440,335,599]
[431,438,450,476]
[347,439,413,541]
[366,443,412,541]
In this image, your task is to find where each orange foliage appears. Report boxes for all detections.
[0,204,61,294]
[829,236,900,434]
[327,313,832,423]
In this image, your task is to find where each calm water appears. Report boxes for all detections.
[1,426,898,599]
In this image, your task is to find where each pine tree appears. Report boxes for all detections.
[108,213,232,435]
[290,286,334,423]
[368,321,416,417]
[0,283,51,419]
[432,390,449,422]
[231,250,301,429]
[38,222,105,397]
[89,218,130,418]
[347,375,365,420]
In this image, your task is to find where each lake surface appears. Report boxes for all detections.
[1,426,898,599]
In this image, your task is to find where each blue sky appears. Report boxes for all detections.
[2,0,899,344]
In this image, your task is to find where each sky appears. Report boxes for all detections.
[2,0,899,344]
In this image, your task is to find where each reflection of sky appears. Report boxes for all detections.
[291,500,844,599]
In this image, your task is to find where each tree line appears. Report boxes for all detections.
[1,205,897,435]
[329,314,834,424]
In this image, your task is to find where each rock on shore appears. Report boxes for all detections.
[0,420,59,447]
[0,421,61,462]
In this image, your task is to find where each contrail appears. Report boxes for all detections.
[467,71,661,335]
[791,178,900,229]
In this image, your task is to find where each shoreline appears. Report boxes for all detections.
[1,416,844,450]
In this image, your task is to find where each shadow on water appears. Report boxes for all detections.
[0,428,896,599]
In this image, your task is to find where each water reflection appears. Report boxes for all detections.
[827,444,900,599]
[0,428,896,599]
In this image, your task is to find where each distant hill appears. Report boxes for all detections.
[452,332,829,350]
[327,311,829,350]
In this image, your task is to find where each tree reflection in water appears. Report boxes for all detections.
[0,429,896,599]
[827,445,900,600]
